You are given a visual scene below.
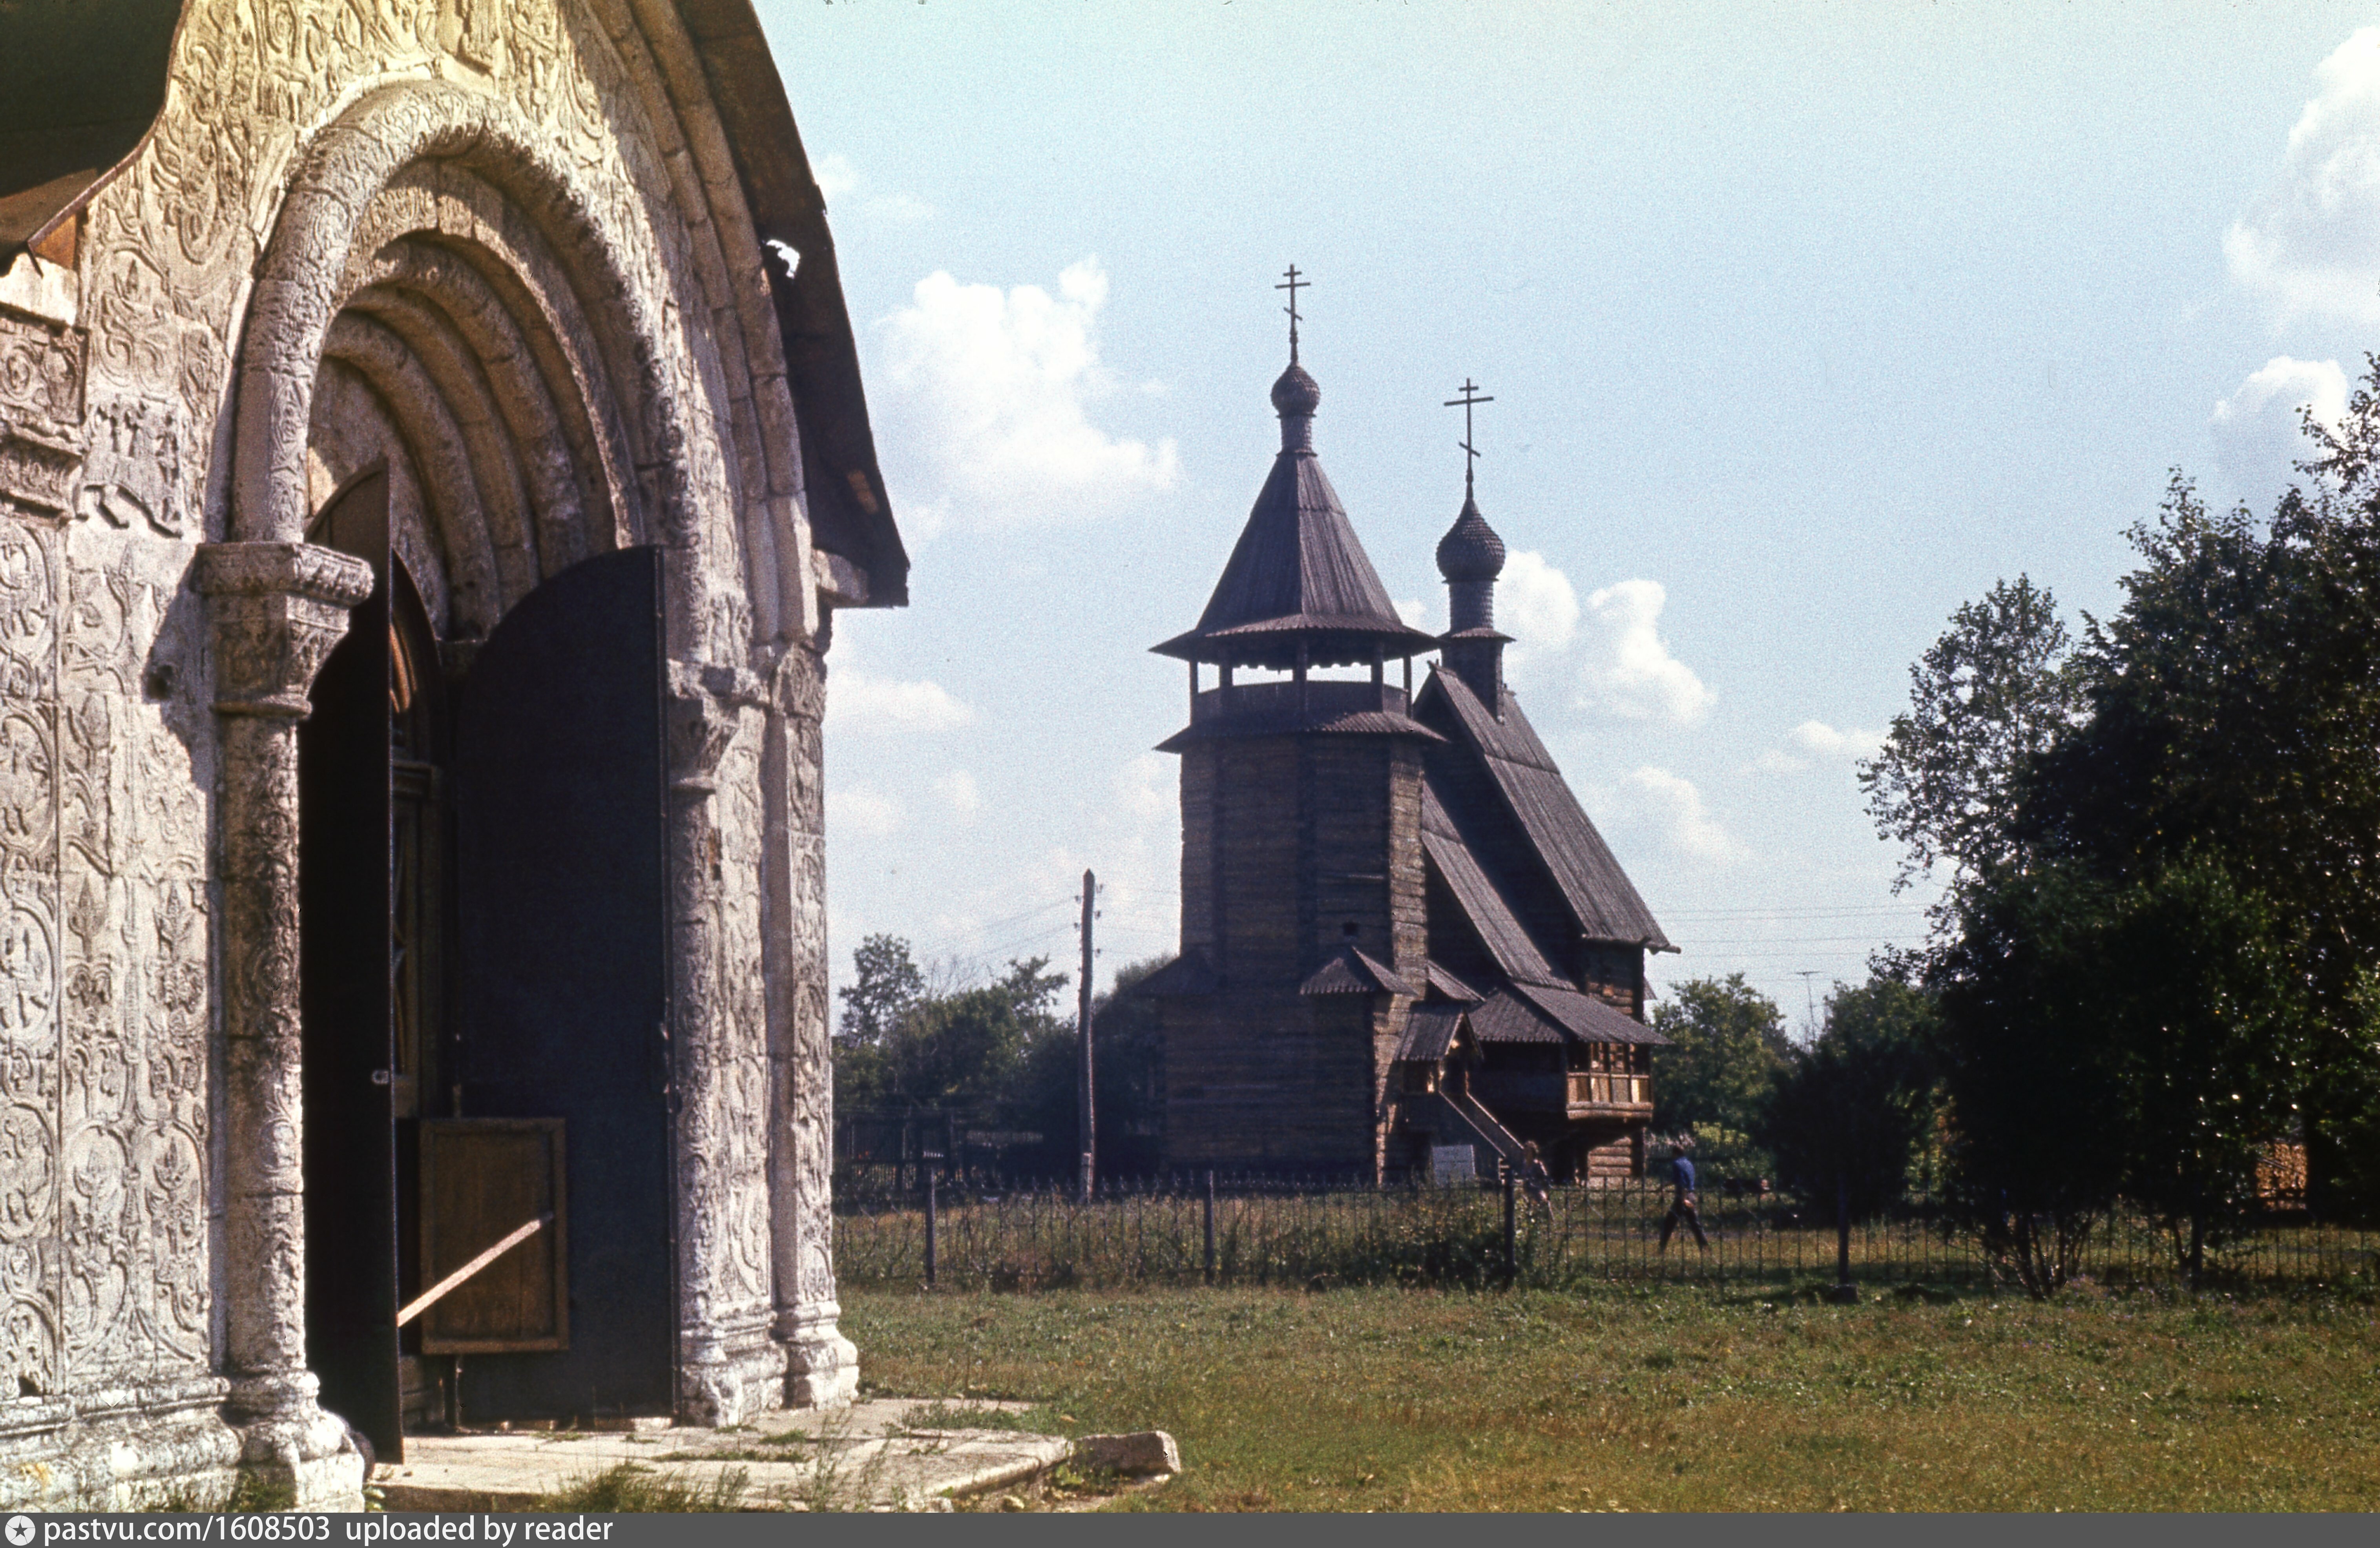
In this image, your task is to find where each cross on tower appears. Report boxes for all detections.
[1276,264,1307,364]
[1444,378,1494,494]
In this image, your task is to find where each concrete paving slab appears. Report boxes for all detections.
[375,1399,1071,1513]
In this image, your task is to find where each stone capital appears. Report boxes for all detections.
[194,542,374,717]
[664,662,763,796]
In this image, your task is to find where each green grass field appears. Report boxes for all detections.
[843,1281,2380,1511]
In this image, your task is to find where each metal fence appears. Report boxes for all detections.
[832,1171,2380,1293]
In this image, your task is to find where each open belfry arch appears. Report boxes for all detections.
[1142,275,1673,1183]
[0,0,905,1508]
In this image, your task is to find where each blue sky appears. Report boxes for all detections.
[758,0,2380,1033]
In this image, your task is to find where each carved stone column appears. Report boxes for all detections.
[194,542,373,1504]
[761,645,856,1406]
[665,664,784,1424]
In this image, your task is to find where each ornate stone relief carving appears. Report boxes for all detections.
[0,311,86,522]
[79,400,187,536]
[0,0,856,1503]
[0,516,218,1409]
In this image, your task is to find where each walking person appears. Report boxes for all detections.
[1519,1141,1554,1219]
[1657,1135,1708,1251]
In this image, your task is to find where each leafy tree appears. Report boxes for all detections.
[1859,575,2084,905]
[1933,853,2318,1290]
[834,940,1070,1114]
[2088,857,2317,1282]
[837,933,924,1049]
[1929,861,2128,1298]
[2023,474,2380,1215]
[1090,956,1171,1176]
[1759,975,1940,1220]
[1650,974,1790,1169]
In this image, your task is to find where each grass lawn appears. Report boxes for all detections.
[843,1281,2380,1511]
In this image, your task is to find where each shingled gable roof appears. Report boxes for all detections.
[1298,945,1419,998]
[1468,986,1670,1047]
[1419,785,1565,987]
[1396,1005,1473,1065]
[1154,365,1438,671]
[1416,669,1674,952]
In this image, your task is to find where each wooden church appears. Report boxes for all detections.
[1139,293,1673,1183]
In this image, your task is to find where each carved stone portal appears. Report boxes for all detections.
[0,0,895,1510]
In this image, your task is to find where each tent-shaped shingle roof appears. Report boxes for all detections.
[1155,361,1438,671]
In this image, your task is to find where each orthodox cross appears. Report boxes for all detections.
[1277,264,1307,363]
[1445,378,1494,495]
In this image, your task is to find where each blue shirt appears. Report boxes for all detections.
[1674,1156,1697,1194]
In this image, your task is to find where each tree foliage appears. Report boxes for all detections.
[1859,575,2083,898]
[1929,861,2128,1297]
[1650,975,1790,1167]
[833,937,1174,1177]
[834,941,1071,1113]
[1861,369,2380,1251]
[1759,975,1940,1220]
[836,933,925,1050]
[2022,474,2380,1209]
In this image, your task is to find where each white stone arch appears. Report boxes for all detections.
[193,66,842,1498]
[229,77,728,651]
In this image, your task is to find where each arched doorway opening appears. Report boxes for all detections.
[298,470,676,1461]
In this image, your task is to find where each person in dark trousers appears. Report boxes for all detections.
[1657,1137,1708,1251]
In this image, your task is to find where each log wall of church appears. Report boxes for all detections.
[1178,733,1425,984]
[1160,994,1381,1172]
[1164,731,1428,1174]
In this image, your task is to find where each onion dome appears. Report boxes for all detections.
[1436,494,1506,583]
[1271,362,1322,418]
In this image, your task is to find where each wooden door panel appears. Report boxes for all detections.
[450,547,672,1422]
[299,471,402,1463]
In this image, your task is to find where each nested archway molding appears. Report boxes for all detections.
[195,69,842,1475]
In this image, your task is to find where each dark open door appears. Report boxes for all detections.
[299,471,402,1463]
[449,547,673,1421]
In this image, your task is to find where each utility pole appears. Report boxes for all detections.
[1078,869,1096,1202]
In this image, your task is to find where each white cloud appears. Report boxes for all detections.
[812,153,860,202]
[878,258,1180,529]
[829,785,903,837]
[2226,27,2380,324]
[812,152,934,223]
[1624,766,1741,862]
[1395,596,1438,635]
[867,192,938,223]
[2212,356,2347,501]
[1754,719,1880,775]
[825,671,976,734]
[1500,549,1578,656]
[1573,578,1712,726]
[1117,753,1172,824]
[933,769,983,815]
[1792,720,1878,759]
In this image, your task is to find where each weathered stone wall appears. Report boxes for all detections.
[0,0,860,1506]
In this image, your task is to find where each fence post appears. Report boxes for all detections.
[1827,1173,1856,1303]
[925,1165,938,1290]
[1502,1163,1518,1287]
[1204,1169,1217,1284]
